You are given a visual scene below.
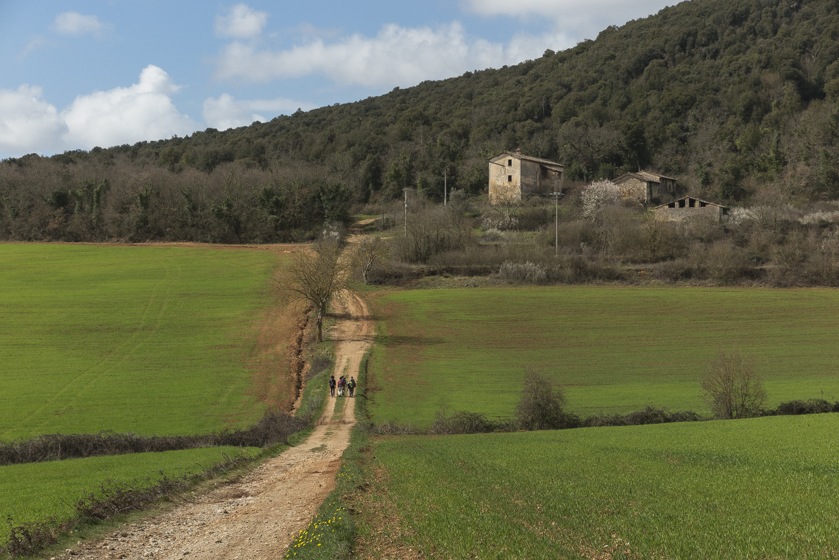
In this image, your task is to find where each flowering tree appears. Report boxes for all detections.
[581,180,621,221]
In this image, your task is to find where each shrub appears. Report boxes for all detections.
[691,241,754,284]
[773,399,839,415]
[392,205,473,263]
[514,368,566,430]
[653,258,696,282]
[481,213,518,231]
[700,348,767,419]
[0,412,308,466]
[306,355,333,380]
[431,408,492,434]
[498,261,548,283]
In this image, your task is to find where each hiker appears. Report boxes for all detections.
[329,375,336,397]
[337,375,345,397]
[348,376,356,397]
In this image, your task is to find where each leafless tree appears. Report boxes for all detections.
[276,239,351,342]
[352,236,390,284]
[700,348,767,419]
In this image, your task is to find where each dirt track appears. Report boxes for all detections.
[63,292,374,560]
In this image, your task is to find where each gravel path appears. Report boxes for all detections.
[58,292,373,560]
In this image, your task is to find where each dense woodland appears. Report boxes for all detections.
[3,0,839,286]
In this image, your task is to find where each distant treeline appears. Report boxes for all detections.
[4,0,839,242]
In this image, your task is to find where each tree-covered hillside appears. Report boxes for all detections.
[3,0,839,242]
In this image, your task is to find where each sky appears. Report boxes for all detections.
[0,0,678,160]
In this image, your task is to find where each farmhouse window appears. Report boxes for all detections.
[508,159,512,166]
[508,175,512,182]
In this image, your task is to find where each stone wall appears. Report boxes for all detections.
[617,178,647,200]
[655,202,725,222]
[489,155,521,204]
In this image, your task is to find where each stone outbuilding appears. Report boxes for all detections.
[654,196,728,222]
[488,150,564,205]
[613,171,681,203]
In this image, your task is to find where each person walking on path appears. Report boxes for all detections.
[329,375,336,397]
[348,377,356,397]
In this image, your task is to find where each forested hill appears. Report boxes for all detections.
[4,0,839,242]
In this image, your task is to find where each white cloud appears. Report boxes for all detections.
[18,36,51,60]
[203,93,316,131]
[462,0,672,20]
[214,22,572,88]
[0,86,67,154]
[0,66,198,158]
[215,4,268,39]
[52,12,105,36]
[61,65,198,149]
[462,0,676,39]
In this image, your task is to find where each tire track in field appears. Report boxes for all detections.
[19,257,181,433]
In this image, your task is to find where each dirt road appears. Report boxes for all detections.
[64,292,374,560]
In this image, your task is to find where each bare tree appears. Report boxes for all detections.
[700,348,767,419]
[352,236,390,284]
[277,239,350,342]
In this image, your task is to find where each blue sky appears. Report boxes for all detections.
[0,0,677,159]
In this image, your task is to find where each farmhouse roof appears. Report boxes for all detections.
[614,171,677,184]
[489,151,564,171]
[654,196,727,210]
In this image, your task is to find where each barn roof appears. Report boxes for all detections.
[614,171,678,184]
[489,151,564,170]
[654,196,727,210]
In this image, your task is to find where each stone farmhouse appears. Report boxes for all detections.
[488,150,564,205]
[654,196,728,222]
[613,171,682,203]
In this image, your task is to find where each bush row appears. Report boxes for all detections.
[0,411,309,467]
[365,399,839,436]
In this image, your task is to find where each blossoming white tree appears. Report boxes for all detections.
[581,180,621,221]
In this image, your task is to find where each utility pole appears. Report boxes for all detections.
[404,188,409,235]
[548,192,564,257]
[444,167,448,207]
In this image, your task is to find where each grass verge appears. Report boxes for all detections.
[282,346,373,558]
[0,447,263,557]
[282,430,368,560]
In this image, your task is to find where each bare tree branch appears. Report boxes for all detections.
[700,348,767,419]
[276,240,352,342]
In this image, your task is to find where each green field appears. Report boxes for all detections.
[367,286,839,424]
[361,414,839,558]
[0,244,285,441]
[0,446,261,546]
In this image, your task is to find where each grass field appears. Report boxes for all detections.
[0,243,291,441]
[367,286,839,424]
[0,446,261,547]
[359,414,839,558]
